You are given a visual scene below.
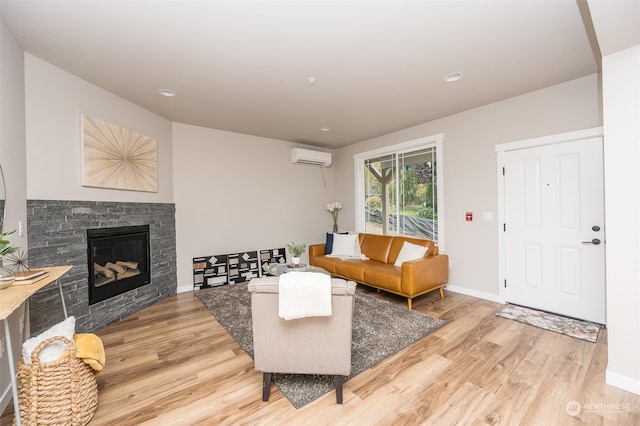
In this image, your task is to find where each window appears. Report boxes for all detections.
[354,135,444,248]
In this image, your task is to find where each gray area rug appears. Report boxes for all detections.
[196,282,445,408]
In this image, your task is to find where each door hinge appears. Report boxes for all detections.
[504,279,507,288]
[502,167,505,176]
[503,223,506,232]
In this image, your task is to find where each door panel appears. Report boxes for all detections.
[523,244,542,290]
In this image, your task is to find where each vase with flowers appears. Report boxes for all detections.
[0,230,19,289]
[325,201,342,232]
[286,241,306,267]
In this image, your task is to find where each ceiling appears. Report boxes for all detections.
[0,1,636,148]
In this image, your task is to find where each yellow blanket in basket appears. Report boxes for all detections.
[68,333,106,373]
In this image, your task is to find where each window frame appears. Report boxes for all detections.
[353,134,445,251]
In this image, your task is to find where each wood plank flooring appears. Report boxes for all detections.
[3,286,639,425]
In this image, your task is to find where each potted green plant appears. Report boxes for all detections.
[0,230,19,289]
[287,241,306,267]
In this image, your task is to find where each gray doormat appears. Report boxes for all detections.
[196,282,445,408]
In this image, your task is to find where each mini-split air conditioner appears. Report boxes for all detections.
[290,148,332,167]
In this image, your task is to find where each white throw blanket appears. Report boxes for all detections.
[278,272,332,320]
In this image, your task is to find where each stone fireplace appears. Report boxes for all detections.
[27,200,177,334]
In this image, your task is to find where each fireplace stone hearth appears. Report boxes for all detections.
[26,200,177,334]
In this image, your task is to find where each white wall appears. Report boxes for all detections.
[24,54,173,203]
[172,123,336,292]
[0,17,26,248]
[0,13,28,415]
[603,44,640,395]
[335,74,601,299]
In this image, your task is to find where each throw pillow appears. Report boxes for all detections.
[394,241,428,267]
[22,316,76,364]
[324,232,348,255]
[331,233,361,257]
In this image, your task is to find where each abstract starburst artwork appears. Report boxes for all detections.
[81,114,158,192]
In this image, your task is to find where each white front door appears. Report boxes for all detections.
[504,137,605,324]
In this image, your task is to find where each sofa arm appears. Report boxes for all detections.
[308,243,326,259]
[400,254,449,295]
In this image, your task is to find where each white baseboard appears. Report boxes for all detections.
[606,370,640,396]
[177,284,193,294]
[444,284,504,304]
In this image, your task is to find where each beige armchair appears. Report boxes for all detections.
[248,276,357,404]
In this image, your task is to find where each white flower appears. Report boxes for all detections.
[325,201,342,212]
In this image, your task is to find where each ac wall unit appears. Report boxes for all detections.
[290,148,332,167]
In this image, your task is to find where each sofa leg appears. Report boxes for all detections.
[439,287,444,299]
[334,375,344,404]
[262,373,272,401]
[407,298,412,311]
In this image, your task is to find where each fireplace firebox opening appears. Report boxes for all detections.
[87,225,151,305]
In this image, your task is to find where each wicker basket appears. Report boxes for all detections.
[16,336,98,426]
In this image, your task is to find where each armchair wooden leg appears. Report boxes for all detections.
[262,373,272,401]
[439,287,444,299]
[407,298,412,311]
[334,375,344,404]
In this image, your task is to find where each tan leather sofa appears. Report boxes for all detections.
[309,233,448,310]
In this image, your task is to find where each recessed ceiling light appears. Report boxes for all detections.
[320,126,332,132]
[158,89,176,97]
[308,77,316,84]
[444,72,463,82]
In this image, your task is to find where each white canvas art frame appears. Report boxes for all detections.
[81,114,158,192]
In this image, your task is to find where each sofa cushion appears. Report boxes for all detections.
[394,241,428,267]
[331,234,362,257]
[335,259,381,282]
[360,234,393,263]
[389,237,434,265]
[363,264,402,293]
[324,232,349,255]
[310,255,341,274]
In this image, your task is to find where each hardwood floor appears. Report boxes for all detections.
[3,286,639,425]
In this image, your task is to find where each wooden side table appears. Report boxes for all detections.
[0,265,72,426]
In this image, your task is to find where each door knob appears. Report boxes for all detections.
[592,225,601,232]
[582,238,601,245]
